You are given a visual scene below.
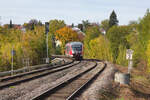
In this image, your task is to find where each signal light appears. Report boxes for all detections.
[45,22,49,34]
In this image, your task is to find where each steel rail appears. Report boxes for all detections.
[0,58,67,77]
[0,59,73,82]
[0,59,73,83]
[0,60,81,90]
[31,61,106,100]
[67,63,106,100]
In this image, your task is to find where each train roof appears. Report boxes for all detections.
[66,42,83,46]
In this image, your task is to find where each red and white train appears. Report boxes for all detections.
[65,42,83,60]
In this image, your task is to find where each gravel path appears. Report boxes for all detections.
[0,61,90,100]
[78,61,117,100]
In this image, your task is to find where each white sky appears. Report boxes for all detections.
[0,0,150,25]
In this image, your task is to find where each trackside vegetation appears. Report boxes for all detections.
[84,10,150,72]
[0,10,150,73]
[0,19,80,71]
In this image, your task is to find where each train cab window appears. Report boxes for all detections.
[72,45,82,51]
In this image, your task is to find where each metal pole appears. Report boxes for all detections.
[11,47,14,76]
[22,58,25,72]
[45,22,49,64]
[27,58,30,71]
[47,32,48,59]
[128,53,130,74]
[46,32,49,63]
[128,59,130,74]
[128,59,133,73]
[26,58,29,71]
[128,53,133,74]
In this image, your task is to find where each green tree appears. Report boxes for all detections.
[82,20,90,32]
[146,40,150,72]
[85,26,101,43]
[134,9,150,71]
[109,10,118,28]
[22,25,53,64]
[71,23,74,27]
[23,19,39,30]
[38,20,43,26]
[88,35,113,61]
[9,20,13,28]
[84,26,102,57]
[116,45,128,66]
[49,19,66,35]
[100,19,109,32]
[107,26,131,62]
[78,24,83,31]
[48,19,66,54]
[0,25,54,71]
[138,9,150,53]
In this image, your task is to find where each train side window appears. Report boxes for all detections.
[68,46,70,51]
[66,46,68,53]
[66,46,70,53]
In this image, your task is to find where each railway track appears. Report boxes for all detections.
[0,58,66,77]
[31,61,106,100]
[0,59,79,90]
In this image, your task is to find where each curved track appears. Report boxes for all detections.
[0,59,77,89]
[31,61,106,100]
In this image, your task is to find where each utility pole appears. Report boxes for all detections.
[45,22,49,64]
[11,46,15,76]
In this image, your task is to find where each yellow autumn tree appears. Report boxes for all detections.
[0,42,23,71]
[0,25,52,71]
[55,27,80,53]
[21,26,47,64]
[146,40,150,72]
[56,27,79,43]
[88,35,113,62]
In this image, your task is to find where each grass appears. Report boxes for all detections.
[9,86,15,88]
[132,75,147,81]
[99,62,150,100]
[116,98,124,100]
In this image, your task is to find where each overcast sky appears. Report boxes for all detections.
[0,0,149,25]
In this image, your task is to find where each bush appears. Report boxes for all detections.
[85,35,113,61]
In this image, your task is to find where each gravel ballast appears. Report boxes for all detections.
[0,61,90,100]
[18,61,94,100]
[78,61,117,100]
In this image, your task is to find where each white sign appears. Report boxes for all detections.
[46,57,49,64]
[126,53,130,60]
[126,53,133,60]
[126,49,134,60]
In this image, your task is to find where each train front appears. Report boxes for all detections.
[71,43,83,60]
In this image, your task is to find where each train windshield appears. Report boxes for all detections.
[72,45,82,51]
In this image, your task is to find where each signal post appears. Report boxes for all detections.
[45,22,49,64]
